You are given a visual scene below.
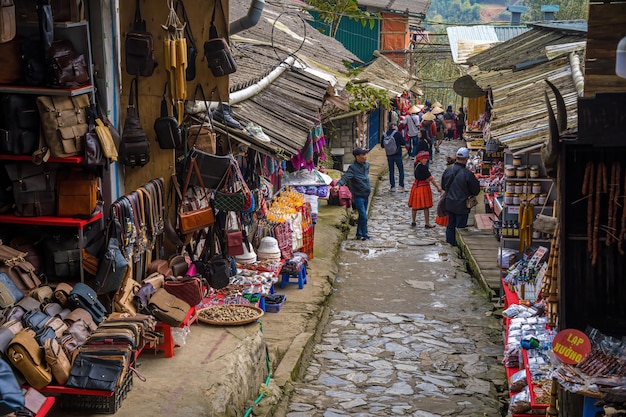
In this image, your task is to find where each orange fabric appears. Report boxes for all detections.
[436,215,449,226]
[408,180,433,210]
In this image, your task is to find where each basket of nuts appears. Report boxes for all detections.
[197,304,264,326]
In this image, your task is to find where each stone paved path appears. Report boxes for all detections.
[286,140,506,417]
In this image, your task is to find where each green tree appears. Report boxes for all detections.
[304,0,377,38]
[521,0,589,21]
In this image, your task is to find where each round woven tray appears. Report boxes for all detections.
[197,304,264,326]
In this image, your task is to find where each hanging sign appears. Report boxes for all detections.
[552,328,592,364]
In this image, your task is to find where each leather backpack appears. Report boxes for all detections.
[36,93,90,158]
[46,39,90,88]
[120,77,150,167]
[124,0,156,77]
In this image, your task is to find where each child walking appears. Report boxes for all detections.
[408,151,443,228]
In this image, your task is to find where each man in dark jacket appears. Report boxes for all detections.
[380,122,406,192]
[334,148,372,240]
[441,147,481,246]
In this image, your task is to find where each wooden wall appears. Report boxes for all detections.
[584,1,626,97]
[118,0,229,192]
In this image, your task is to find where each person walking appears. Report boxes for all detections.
[399,105,422,158]
[432,106,445,154]
[456,107,466,140]
[408,150,442,228]
[381,122,406,192]
[443,105,457,141]
[414,127,432,168]
[441,147,481,246]
[421,112,437,162]
[334,148,372,240]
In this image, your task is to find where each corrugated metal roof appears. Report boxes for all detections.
[447,26,499,63]
[357,0,430,15]
[493,26,532,42]
[466,25,586,71]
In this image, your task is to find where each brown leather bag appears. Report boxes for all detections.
[0,0,15,43]
[44,337,70,385]
[146,259,172,277]
[148,288,190,327]
[113,263,140,316]
[7,329,52,389]
[36,94,90,158]
[177,158,214,234]
[16,0,84,23]
[46,39,90,88]
[57,170,99,217]
[164,276,205,307]
[187,123,216,154]
[0,243,41,294]
[0,35,20,83]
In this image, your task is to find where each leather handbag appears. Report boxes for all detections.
[84,127,105,166]
[177,158,214,234]
[68,282,107,324]
[154,83,181,150]
[16,0,84,23]
[148,288,190,327]
[0,0,15,44]
[0,243,41,294]
[146,259,172,277]
[0,357,24,416]
[56,169,99,217]
[186,84,216,154]
[9,236,42,275]
[163,276,205,307]
[94,217,129,295]
[466,194,478,209]
[4,162,57,217]
[66,352,125,391]
[0,94,40,155]
[124,0,156,77]
[189,148,234,189]
[120,77,150,167]
[21,310,52,331]
[36,94,90,158]
[0,36,21,84]
[95,117,118,161]
[29,285,53,303]
[195,228,230,290]
[134,281,156,315]
[46,39,90,88]
[112,262,140,316]
[0,319,22,359]
[0,272,23,308]
[203,0,236,77]
[44,337,70,385]
[7,328,53,389]
[168,254,188,277]
[225,212,244,256]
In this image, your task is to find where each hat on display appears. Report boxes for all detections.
[257,236,281,260]
[408,105,421,114]
[352,147,369,156]
[456,147,470,158]
[416,150,430,161]
[422,112,435,121]
[432,106,444,115]
[235,242,257,264]
[433,101,442,108]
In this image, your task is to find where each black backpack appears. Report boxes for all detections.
[0,94,40,155]
[120,78,150,167]
[124,0,157,77]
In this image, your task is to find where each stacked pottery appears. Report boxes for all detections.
[235,242,257,264]
[256,237,281,261]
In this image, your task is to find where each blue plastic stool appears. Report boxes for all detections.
[280,266,307,289]
[258,297,266,312]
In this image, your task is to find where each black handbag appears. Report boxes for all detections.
[188,148,234,189]
[68,282,107,324]
[4,162,58,217]
[154,83,181,150]
[94,217,128,295]
[203,0,236,77]
[124,0,156,77]
[66,353,125,391]
[194,227,230,289]
[120,77,150,167]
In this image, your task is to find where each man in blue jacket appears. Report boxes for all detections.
[381,122,406,192]
[441,147,481,246]
[334,148,372,240]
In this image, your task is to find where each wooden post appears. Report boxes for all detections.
[546,378,558,416]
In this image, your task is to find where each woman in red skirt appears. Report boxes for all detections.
[408,151,443,228]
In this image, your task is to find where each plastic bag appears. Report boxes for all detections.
[172,325,191,346]
[509,386,531,414]
[509,369,528,392]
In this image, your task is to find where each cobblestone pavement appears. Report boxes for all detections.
[285,140,507,417]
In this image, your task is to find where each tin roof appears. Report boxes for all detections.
[357,0,430,15]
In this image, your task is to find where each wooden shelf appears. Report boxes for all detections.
[0,211,102,229]
[0,84,94,96]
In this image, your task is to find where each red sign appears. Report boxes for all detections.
[552,329,592,364]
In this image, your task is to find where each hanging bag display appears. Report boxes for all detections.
[0,0,16,44]
[203,0,236,77]
[175,0,197,81]
[125,0,156,77]
[36,93,90,158]
[224,211,244,256]
[213,164,246,212]
[46,38,89,88]
[154,82,181,150]
[94,215,129,295]
[120,77,150,167]
[175,157,214,234]
[186,84,216,155]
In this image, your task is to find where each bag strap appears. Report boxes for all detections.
[444,166,462,191]
[175,0,196,52]
[209,0,219,39]
[539,181,554,215]
[179,158,210,209]
[133,0,146,32]
[128,77,139,118]
[160,83,169,118]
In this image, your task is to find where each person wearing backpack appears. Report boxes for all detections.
[380,122,406,192]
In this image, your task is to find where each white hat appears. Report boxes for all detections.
[456,147,470,158]
[235,242,257,264]
[422,112,435,121]
[432,106,444,115]
[257,236,281,260]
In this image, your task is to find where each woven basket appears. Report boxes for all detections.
[197,304,263,326]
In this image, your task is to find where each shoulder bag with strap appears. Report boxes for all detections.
[154,82,181,150]
[124,0,157,77]
[120,77,150,167]
[203,0,236,77]
[175,158,214,234]
[175,0,197,81]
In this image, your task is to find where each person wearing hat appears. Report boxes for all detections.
[334,148,372,240]
[456,107,466,140]
[420,111,437,161]
[440,147,481,246]
[408,150,442,228]
[431,106,445,154]
[399,104,422,158]
[380,122,406,192]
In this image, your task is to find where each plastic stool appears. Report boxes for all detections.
[280,266,307,289]
[258,296,266,312]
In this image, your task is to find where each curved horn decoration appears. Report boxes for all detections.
[542,90,559,179]
[545,79,567,133]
